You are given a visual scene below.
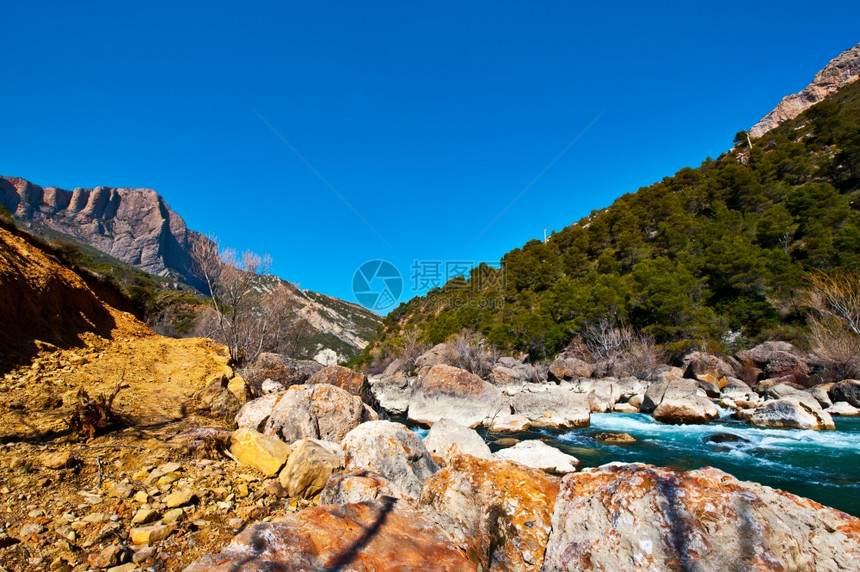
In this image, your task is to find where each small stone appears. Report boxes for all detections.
[107,564,136,572]
[156,472,181,486]
[49,556,72,572]
[158,462,182,474]
[106,482,134,499]
[55,525,76,541]
[20,522,45,536]
[132,546,155,563]
[263,480,288,498]
[235,483,249,498]
[164,489,197,508]
[40,451,76,469]
[87,544,122,569]
[83,512,107,524]
[132,491,149,504]
[131,508,159,525]
[228,517,244,529]
[129,524,174,545]
[162,508,184,524]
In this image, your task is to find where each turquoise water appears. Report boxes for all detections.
[408,413,860,516]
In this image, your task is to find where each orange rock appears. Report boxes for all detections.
[186,498,476,571]
[419,454,559,571]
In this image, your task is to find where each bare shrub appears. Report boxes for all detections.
[191,235,309,365]
[566,319,665,380]
[802,272,860,380]
[447,329,493,378]
[394,328,428,375]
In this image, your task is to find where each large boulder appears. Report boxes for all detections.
[408,364,509,428]
[765,383,822,411]
[826,401,860,416]
[413,343,457,376]
[493,440,579,474]
[369,374,412,415]
[737,341,810,381]
[320,470,409,505]
[548,356,594,382]
[747,398,835,430]
[341,421,438,499]
[243,352,322,393]
[721,377,755,401]
[422,418,492,463]
[652,379,719,424]
[640,379,669,413]
[306,365,378,410]
[234,391,286,431]
[682,351,739,380]
[229,427,292,477]
[263,384,376,444]
[192,374,241,424]
[542,463,860,572]
[185,498,476,571]
[587,380,622,413]
[488,364,525,385]
[510,386,590,429]
[808,384,834,408]
[419,455,559,572]
[278,439,342,500]
[829,379,860,407]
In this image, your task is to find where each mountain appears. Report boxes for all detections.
[361,59,860,365]
[0,177,206,288]
[0,176,381,358]
[749,42,860,138]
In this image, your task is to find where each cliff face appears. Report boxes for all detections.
[749,42,860,138]
[0,176,205,287]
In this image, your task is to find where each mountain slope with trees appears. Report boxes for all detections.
[363,79,860,365]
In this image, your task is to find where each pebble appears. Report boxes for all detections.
[129,524,174,545]
[162,508,184,524]
[131,508,159,525]
[164,489,197,508]
[20,522,45,536]
[132,546,155,563]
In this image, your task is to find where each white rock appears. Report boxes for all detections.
[493,440,579,474]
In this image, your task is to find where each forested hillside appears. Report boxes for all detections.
[366,80,860,362]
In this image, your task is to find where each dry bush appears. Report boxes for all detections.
[191,236,309,365]
[394,328,428,375]
[802,272,860,380]
[447,329,493,378]
[566,319,665,380]
[67,382,128,439]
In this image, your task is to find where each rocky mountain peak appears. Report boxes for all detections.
[0,176,204,286]
[749,42,860,138]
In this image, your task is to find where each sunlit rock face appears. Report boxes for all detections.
[542,463,860,572]
[750,43,860,138]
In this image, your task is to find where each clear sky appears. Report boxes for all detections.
[3,1,859,311]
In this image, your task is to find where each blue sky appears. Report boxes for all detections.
[2,1,859,311]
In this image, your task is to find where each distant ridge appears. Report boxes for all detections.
[0,175,382,356]
[749,42,860,138]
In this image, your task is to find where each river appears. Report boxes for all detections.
[409,413,860,516]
